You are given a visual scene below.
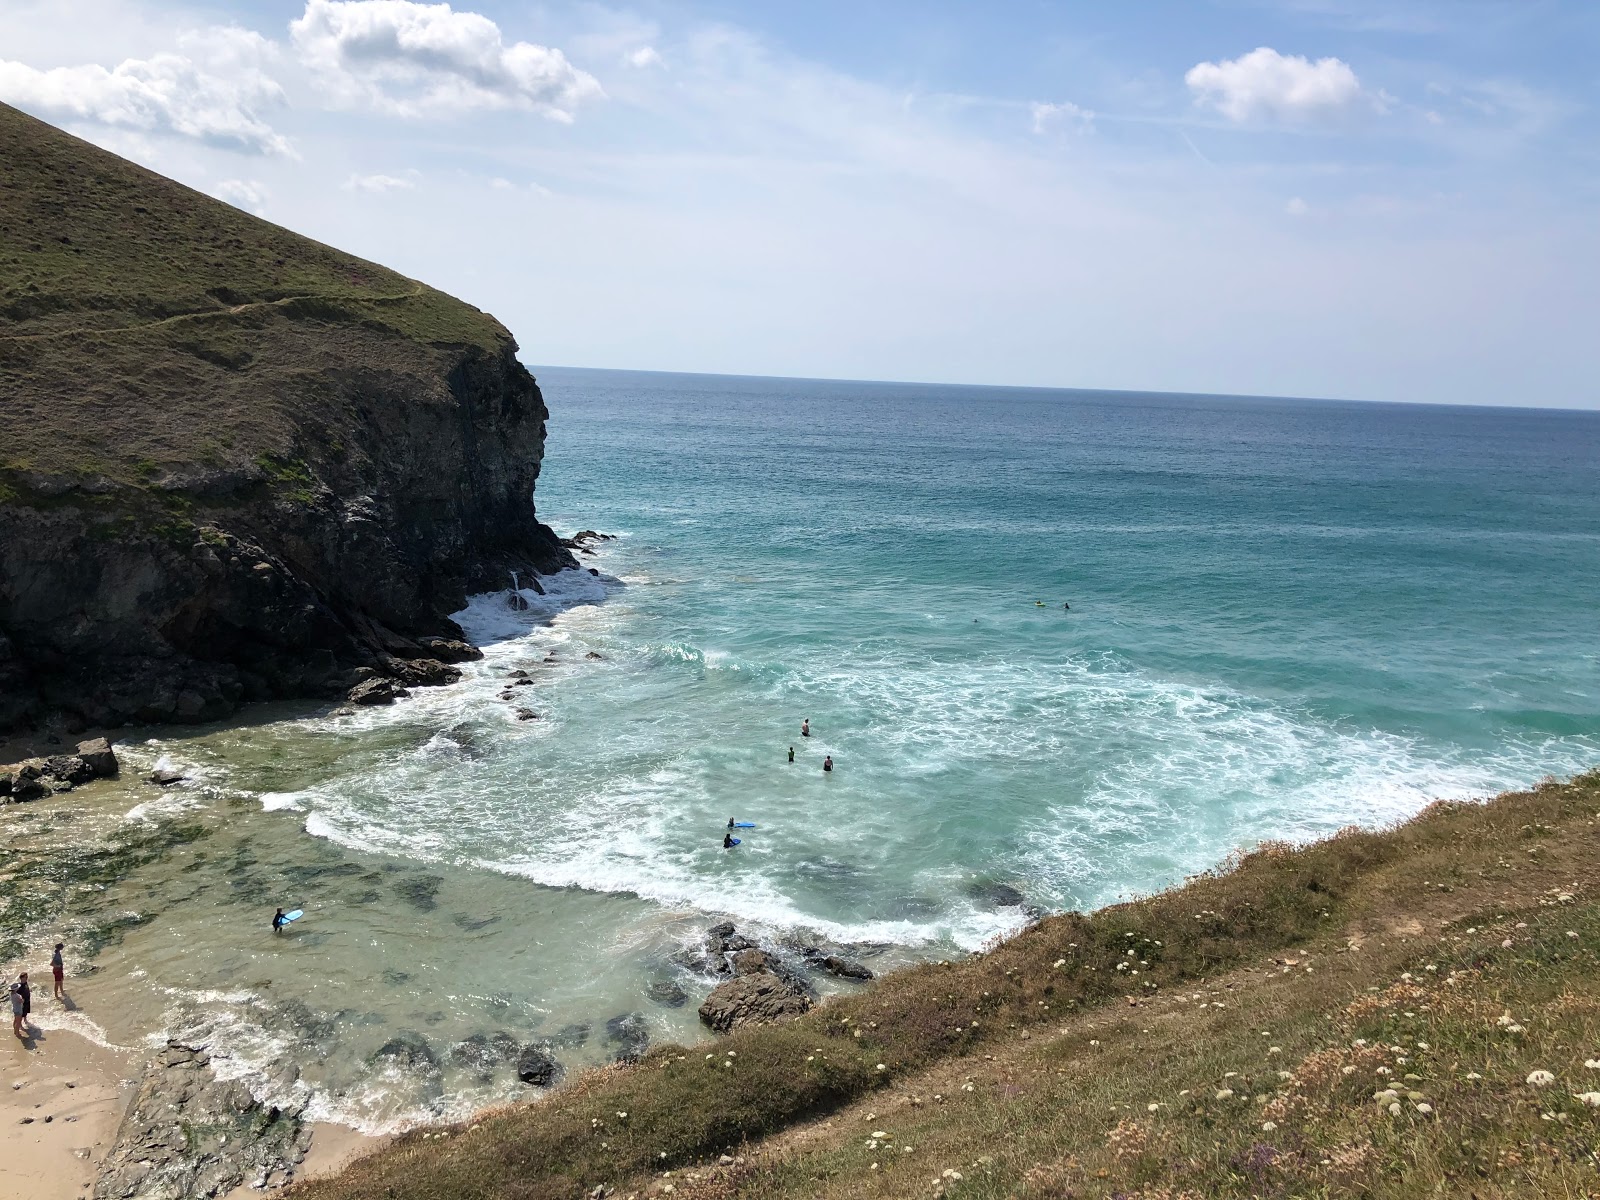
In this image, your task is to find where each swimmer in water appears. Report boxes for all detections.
[823,755,833,773]
[801,718,810,737]
[788,746,795,763]
[723,832,736,849]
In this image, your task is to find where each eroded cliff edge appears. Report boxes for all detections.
[0,102,574,731]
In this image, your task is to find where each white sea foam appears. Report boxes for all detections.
[29,1008,136,1052]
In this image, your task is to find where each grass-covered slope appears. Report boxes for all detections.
[291,770,1600,1200]
[0,99,503,488]
[0,103,569,730]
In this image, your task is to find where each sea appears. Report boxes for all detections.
[7,368,1599,1132]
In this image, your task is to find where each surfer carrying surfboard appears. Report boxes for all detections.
[273,908,287,934]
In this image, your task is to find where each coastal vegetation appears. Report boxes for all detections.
[288,770,1600,1199]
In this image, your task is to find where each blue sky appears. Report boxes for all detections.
[2,0,1595,406]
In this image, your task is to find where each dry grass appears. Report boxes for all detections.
[0,100,512,491]
[290,771,1600,1200]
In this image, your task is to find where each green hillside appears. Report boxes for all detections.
[0,100,505,490]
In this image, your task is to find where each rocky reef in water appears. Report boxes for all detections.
[0,101,574,732]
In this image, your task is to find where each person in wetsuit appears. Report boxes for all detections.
[272,908,288,934]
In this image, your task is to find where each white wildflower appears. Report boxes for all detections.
[1574,1092,1600,1108]
[1527,1070,1557,1087]
[1215,1089,1234,1100]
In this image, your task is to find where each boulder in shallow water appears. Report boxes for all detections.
[44,753,95,786]
[515,1043,563,1086]
[347,677,398,706]
[149,761,185,786]
[646,979,689,1008]
[368,1030,438,1071]
[969,881,1027,908]
[604,1012,650,1062]
[731,948,771,976]
[74,737,119,778]
[822,955,875,981]
[699,974,811,1033]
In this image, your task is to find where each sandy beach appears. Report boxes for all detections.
[2,1014,387,1199]
[2,1018,133,1199]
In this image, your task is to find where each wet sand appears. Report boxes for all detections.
[2,1020,132,1199]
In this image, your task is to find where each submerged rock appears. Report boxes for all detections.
[699,974,811,1033]
[515,1042,563,1086]
[450,1032,521,1078]
[646,979,689,1009]
[347,677,399,706]
[604,1013,650,1062]
[369,1030,439,1071]
[822,955,875,981]
[969,881,1027,908]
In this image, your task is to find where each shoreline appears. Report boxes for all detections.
[2,1018,391,1197]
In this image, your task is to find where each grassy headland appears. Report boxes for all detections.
[0,100,509,493]
[289,770,1600,1200]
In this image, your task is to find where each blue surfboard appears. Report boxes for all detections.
[726,837,741,846]
[731,822,756,829]
[282,909,304,923]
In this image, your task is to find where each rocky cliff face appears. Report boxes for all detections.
[0,336,575,731]
[0,102,574,731]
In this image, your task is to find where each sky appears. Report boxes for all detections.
[1,0,1596,407]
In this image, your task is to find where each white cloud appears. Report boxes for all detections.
[1285,196,1309,216]
[1030,100,1093,134]
[1185,47,1364,122]
[625,46,663,69]
[214,178,269,213]
[0,27,291,154]
[289,0,603,119]
[344,172,417,192]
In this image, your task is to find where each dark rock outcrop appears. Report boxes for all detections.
[646,979,689,1008]
[698,973,812,1033]
[0,741,118,802]
[822,954,875,981]
[75,736,119,777]
[515,1042,563,1086]
[604,1012,651,1062]
[93,1040,310,1199]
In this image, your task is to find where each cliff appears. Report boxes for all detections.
[0,102,574,731]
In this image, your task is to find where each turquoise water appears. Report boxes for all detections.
[16,370,1600,1131]
[321,370,1600,940]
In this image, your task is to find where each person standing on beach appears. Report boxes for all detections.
[9,981,23,1039]
[50,944,64,1000]
[17,973,31,1025]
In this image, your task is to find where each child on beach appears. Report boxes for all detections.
[51,943,65,1000]
[9,980,23,1039]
